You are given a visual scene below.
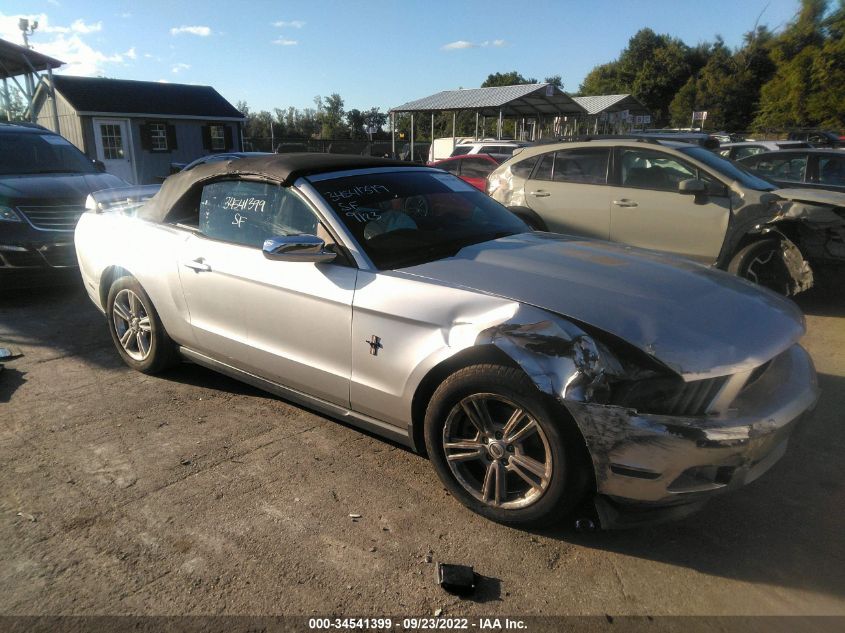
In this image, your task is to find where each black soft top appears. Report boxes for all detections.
[138,153,404,223]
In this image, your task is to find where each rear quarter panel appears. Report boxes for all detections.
[75,212,194,346]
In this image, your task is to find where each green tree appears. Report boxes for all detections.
[1,87,27,121]
[753,0,838,130]
[481,71,537,87]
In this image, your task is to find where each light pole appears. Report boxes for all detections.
[19,18,39,49]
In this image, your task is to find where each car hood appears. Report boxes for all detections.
[0,173,127,203]
[397,233,805,379]
[773,187,845,206]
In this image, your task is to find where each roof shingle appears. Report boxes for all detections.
[51,75,243,119]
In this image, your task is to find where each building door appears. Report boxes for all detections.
[92,118,135,184]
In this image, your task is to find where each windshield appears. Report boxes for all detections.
[0,131,97,176]
[679,145,776,191]
[311,170,528,269]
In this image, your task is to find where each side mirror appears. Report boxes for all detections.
[93,159,106,173]
[262,234,336,263]
[678,178,707,195]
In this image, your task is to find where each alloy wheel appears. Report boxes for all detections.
[112,289,152,361]
[442,393,553,509]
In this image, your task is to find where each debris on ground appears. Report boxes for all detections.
[434,608,443,617]
[0,346,23,360]
[349,513,361,519]
[437,563,476,596]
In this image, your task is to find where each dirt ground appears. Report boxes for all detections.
[1,279,844,620]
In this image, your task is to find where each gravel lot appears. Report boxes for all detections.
[1,278,844,619]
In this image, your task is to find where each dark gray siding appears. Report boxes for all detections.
[130,119,241,184]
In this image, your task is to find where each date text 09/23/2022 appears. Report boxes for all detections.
[308,617,528,630]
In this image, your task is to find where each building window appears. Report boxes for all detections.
[149,123,168,151]
[210,125,226,151]
[100,124,124,159]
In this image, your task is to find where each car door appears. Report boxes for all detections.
[816,153,845,191]
[177,178,356,406]
[608,147,731,263]
[523,147,613,239]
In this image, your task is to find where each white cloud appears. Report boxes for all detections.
[273,37,298,46]
[47,0,60,6]
[119,12,132,19]
[442,40,476,50]
[171,62,191,73]
[40,18,102,34]
[0,12,131,76]
[441,39,507,51]
[169,25,211,37]
[273,20,305,28]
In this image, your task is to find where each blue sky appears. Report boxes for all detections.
[2,0,802,113]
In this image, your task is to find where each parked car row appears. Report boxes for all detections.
[487,137,845,296]
[4,114,838,530]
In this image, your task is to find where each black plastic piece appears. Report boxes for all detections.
[437,563,476,595]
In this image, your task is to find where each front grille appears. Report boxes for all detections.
[612,375,727,417]
[17,205,86,231]
[663,377,727,416]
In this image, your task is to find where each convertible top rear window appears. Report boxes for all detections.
[311,170,527,269]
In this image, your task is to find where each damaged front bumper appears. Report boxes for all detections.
[564,343,819,529]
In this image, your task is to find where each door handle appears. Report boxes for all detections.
[612,199,638,207]
[529,190,551,197]
[184,258,211,272]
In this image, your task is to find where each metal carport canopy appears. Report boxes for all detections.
[390,83,587,117]
[0,38,63,79]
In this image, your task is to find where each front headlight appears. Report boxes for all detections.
[0,205,23,222]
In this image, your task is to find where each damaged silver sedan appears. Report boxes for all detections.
[75,155,819,528]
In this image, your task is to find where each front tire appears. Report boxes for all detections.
[424,364,590,527]
[728,239,792,295]
[106,276,177,374]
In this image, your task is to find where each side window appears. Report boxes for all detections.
[460,157,496,179]
[818,156,845,186]
[437,161,461,175]
[451,145,472,156]
[552,148,609,185]
[619,149,697,192]
[734,146,764,160]
[198,180,324,248]
[531,153,554,181]
[511,155,539,179]
[752,155,807,182]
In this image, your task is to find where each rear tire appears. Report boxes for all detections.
[728,239,792,295]
[106,276,177,374]
[424,364,590,527]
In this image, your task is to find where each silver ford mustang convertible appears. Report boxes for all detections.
[75,154,819,529]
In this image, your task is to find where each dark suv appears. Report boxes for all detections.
[0,123,125,285]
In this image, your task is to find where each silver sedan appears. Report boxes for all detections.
[75,154,819,529]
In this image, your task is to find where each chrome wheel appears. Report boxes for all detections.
[443,393,553,509]
[111,289,152,362]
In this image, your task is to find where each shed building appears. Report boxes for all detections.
[30,75,244,184]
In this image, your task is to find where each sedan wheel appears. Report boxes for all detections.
[106,276,177,374]
[112,289,152,361]
[425,364,590,527]
[443,394,553,509]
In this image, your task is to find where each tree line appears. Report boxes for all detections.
[579,0,845,131]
